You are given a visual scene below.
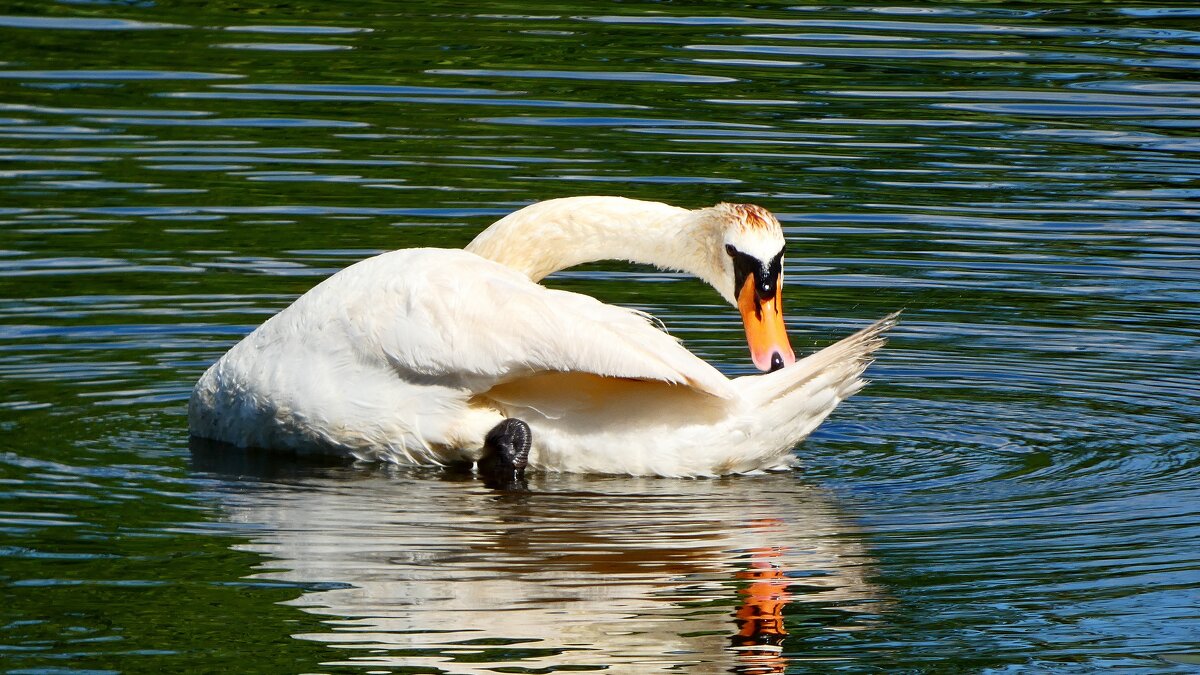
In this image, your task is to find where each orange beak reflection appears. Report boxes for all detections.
[738,275,796,372]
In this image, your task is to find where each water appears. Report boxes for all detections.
[2,1,1198,672]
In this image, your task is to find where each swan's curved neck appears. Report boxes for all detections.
[465,196,725,291]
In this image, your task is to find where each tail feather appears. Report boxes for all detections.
[736,311,900,407]
[730,312,900,468]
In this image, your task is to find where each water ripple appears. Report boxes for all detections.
[1,3,1198,672]
[0,70,239,80]
[687,44,1030,60]
[428,68,737,84]
[212,43,353,52]
[0,15,187,30]
[223,25,369,35]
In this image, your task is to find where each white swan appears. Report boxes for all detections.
[189,196,897,477]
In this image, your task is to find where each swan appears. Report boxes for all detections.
[188,196,897,477]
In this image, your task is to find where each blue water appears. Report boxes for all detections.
[1,2,1199,672]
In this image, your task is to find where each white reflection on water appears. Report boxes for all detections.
[198,451,883,673]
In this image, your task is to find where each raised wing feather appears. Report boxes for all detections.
[314,249,734,398]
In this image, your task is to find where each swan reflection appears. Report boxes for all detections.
[195,445,883,673]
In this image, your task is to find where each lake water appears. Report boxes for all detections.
[2,2,1199,672]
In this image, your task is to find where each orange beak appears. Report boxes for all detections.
[738,275,796,372]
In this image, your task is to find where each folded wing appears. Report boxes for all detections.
[326,249,734,399]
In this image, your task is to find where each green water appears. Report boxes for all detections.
[2,1,1199,672]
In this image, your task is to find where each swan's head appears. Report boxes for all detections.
[709,203,796,373]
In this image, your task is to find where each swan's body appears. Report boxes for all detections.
[189,196,896,477]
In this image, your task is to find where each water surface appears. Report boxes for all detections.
[2,1,1199,672]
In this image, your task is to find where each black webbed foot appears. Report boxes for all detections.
[478,418,531,491]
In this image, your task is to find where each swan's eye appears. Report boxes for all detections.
[725,244,737,257]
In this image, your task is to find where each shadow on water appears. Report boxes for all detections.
[191,440,883,674]
[190,435,356,480]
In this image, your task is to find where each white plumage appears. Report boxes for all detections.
[189,196,897,476]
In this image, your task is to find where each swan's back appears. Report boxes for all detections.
[189,249,475,455]
[189,248,732,461]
